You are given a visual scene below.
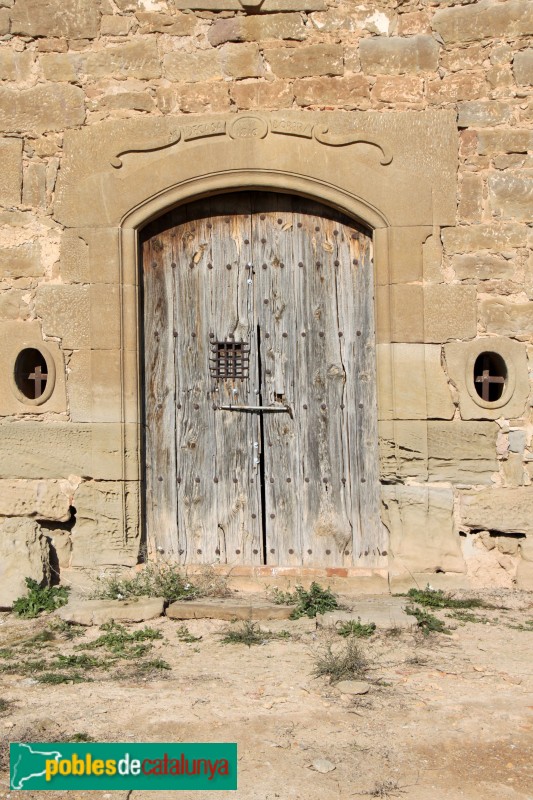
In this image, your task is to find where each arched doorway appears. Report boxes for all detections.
[141,191,380,567]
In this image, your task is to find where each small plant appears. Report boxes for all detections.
[313,638,367,682]
[221,621,267,647]
[176,625,202,643]
[134,658,172,675]
[37,672,86,685]
[77,621,163,658]
[405,586,486,610]
[0,699,13,715]
[405,605,450,635]
[336,619,376,638]
[66,733,96,743]
[272,582,339,619]
[93,565,199,603]
[446,610,491,625]
[12,578,70,619]
[508,618,533,632]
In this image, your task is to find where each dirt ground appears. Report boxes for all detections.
[0,588,532,800]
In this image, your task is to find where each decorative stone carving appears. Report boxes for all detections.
[110,114,393,168]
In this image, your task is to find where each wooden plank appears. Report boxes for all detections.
[172,194,262,564]
[142,230,179,557]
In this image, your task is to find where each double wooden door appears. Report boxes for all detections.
[142,192,380,567]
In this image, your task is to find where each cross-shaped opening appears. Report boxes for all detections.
[14,348,49,400]
[474,351,506,402]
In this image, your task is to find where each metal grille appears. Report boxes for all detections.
[210,341,250,380]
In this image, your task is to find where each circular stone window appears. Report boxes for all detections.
[13,346,55,406]
[473,351,507,403]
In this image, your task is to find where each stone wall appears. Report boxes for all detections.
[0,0,531,599]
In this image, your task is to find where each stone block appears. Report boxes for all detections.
[157,83,230,114]
[22,162,47,208]
[360,35,439,75]
[0,422,138,481]
[377,344,454,421]
[0,242,41,278]
[0,84,85,134]
[166,599,295,621]
[0,289,29,320]
[265,44,343,78]
[86,41,161,80]
[444,338,529,421]
[458,173,483,223]
[70,480,140,567]
[432,0,533,44]
[0,50,33,82]
[11,0,99,38]
[294,75,369,108]
[371,76,424,104]
[220,43,262,79]
[378,420,428,481]
[60,227,120,284]
[317,598,416,630]
[0,518,50,609]
[480,298,533,336]
[509,430,526,453]
[162,50,222,83]
[36,284,90,349]
[382,484,465,574]
[40,53,82,82]
[0,138,22,206]
[488,171,533,221]
[442,224,527,253]
[68,349,135,423]
[49,529,72,568]
[0,320,67,415]
[452,254,511,281]
[386,226,431,284]
[389,284,424,342]
[477,130,533,155]
[98,92,155,113]
[502,453,525,486]
[0,8,9,35]
[135,11,196,35]
[460,487,533,536]
[514,49,533,85]
[423,285,477,343]
[209,13,305,46]
[427,421,497,483]
[101,15,133,36]
[57,597,164,625]
[520,536,533,562]
[457,101,512,128]
[0,480,72,521]
[427,74,488,103]
[230,81,293,110]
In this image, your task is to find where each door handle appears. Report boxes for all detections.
[216,404,292,416]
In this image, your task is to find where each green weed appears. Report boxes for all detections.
[336,619,376,638]
[220,621,289,647]
[176,625,202,643]
[445,610,492,625]
[405,586,486,610]
[405,605,450,635]
[0,699,13,715]
[77,621,163,658]
[508,618,533,631]
[271,582,339,619]
[12,578,70,619]
[65,733,96,743]
[313,638,368,682]
[92,564,230,604]
[37,672,87,685]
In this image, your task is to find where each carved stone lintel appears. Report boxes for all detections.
[312,126,393,166]
[111,128,182,169]
[110,115,393,168]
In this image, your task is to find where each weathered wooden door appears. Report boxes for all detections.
[142,192,381,567]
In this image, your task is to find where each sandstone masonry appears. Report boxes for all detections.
[0,0,531,601]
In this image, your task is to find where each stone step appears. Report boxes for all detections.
[317,597,416,631]
[166,600,296,621]
[56,597,165,626]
